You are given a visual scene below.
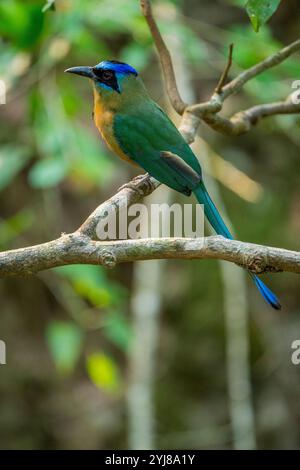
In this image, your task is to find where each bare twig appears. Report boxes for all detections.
[140,0,300,135]
[221,38,300,100]
[215,43,234,94]
[189,39,300,134]
[189,95,300,136]
[186,96,300,136]
[140,0,187,114]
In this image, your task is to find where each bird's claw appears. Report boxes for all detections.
[118,173,150,194]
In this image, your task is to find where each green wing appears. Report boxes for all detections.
[113,100,202,195]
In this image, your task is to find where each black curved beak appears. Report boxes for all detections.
[64,66,94,79]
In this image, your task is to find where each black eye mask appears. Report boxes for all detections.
[92,68,120,93]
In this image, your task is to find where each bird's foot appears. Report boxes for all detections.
[118,173,157,196]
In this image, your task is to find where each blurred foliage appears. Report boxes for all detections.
[0,0,300,450]
[46,320,84,374]
[86,352,121,393]
[246,0,282,32]
[0,145,30,190]
[42,0,56,13]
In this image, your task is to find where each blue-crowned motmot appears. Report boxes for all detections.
[65,60,281,310]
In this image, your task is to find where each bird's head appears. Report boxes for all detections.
[65,60,140,97]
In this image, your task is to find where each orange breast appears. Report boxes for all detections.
[93,92,134,165]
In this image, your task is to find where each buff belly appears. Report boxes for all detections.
[93,94,134,165]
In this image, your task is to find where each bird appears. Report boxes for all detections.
[65,60,281,310]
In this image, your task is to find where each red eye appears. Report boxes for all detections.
[92,68,114,81]
[102,70,113,81]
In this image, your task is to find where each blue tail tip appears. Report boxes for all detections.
[254,276,281,310]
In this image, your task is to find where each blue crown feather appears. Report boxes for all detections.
[95,60,138,76]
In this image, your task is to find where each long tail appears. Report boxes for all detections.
[193,181,281,310]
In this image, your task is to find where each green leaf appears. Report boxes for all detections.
[46,321,84,375]
[86,352,121,392]
[246,0,281,32]
[42,0,56,13]
[73,279,112,307]
[28,159,68,188]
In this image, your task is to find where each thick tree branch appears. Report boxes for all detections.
[0,168,299,277]
[1,230,300,278]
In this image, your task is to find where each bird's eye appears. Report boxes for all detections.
[102,70,114,81]
[92,68,114,81]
